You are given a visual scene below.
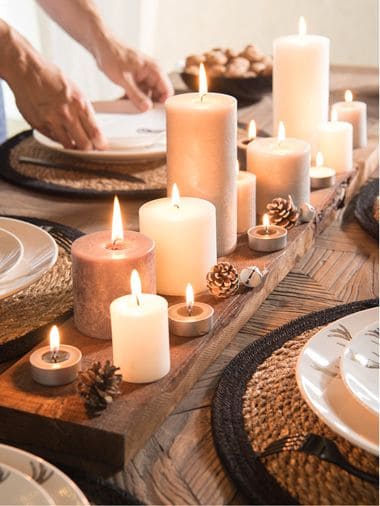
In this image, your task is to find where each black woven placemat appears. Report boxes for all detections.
[0,131,166,199]
[354,178,379,239]
[212,299,379,505]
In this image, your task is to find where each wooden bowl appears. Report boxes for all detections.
[180,72,272,103]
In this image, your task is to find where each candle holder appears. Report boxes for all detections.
[248,215,287,252]
[310,152,336,190]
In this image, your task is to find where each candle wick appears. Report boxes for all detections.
[265,225,270,235]
[52,350,58,363]
[173,203,180,210]
[187,304,193,316]
[112,238,123,250]
[136,294,141,307]
[200,93,206,103]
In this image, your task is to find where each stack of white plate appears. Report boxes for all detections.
[296,307,379,455]
[0,444,88,505]
[0,218,58,300]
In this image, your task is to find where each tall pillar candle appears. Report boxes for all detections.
[166,64,237,256]
[316,110,353,173]
[139,185,216,296]
[247,122,310,217]
[273,17,329,154]
[236,161,256,233]
[111,270,170,383]
[72,197,156,339]
[332,90,367,148]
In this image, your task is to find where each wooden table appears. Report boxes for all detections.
[0,66,378,505]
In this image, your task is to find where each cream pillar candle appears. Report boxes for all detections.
[166,64,237,256]
[110,270,170,383]
[139,184,217,296]
[273,17,329,154]
[236,161,256,233]
[332,90,367,148]
[247,122,311,217]
[316,109,353,173]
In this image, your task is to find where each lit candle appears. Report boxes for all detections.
[247,121,310,217]
[72,196,156,339]
[166,63,237,256]
[316,109,353,173]
[30,326,82,386]
[236,160,256,233]
[168,283,214,337]
[110,270,170,383]
[332,90,367,148]
[139,184,216,296]
[273,16,329,155]
[248,214,287,253]
[310,152,336,190]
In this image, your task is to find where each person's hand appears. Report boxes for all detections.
[95,36,173,111]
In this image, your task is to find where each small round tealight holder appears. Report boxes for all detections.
[168,284,214,337]
[310,152,336,190]
[30,326,82,386]
[248,214,287,253]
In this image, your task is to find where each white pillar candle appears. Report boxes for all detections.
[332,90,367,148]
[273,17,329,154]
[316,109,353,174]
[310,152,336,189]
[247,122,311,217]
[236,161,256,234]
[139,184,217,296]
[166,64,237,256]
[110,270,170,383]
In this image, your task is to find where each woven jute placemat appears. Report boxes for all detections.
[0,216,83,362]
[0,131,166,198]
[212,299,379,505]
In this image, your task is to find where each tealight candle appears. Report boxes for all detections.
[110,270,170,383]
[30,326,82,386]
[168,283,214,337]
[236,160,256,233]
[332,90,367,148]
[72,196,156,339]
[248,214,287,253]
[316,109,353,174]
[310,152,336,189]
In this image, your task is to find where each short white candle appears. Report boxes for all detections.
[236,160,256,234]
[317,109,353,173]
[332,90,367,148]
[310,152,336,189]
[247,121,310,217]
[273,16,329,154]
[139,184,217,296]
[110,270,170,383]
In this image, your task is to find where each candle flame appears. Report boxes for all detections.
[263,214,270,228]
[171,183,181,208]
[199,63,208,98]
[345,89,353,102]
[298,16,307,37]
[331,108,338,122]
[248,119,257,140]
[49,325,60,354]
[316,152,324,167]
[235,159,240,176]
[277,121,286,143]
[131,269,142,306]
[186,283,194,315]
[112,196,124,243]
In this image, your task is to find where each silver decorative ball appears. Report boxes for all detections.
[239,266,264,288]
[299,202,316,223]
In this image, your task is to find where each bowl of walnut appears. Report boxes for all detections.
[181,44,272,103]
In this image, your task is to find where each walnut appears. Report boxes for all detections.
[185,65,199,75]
[240,44,264,63]
[244,71,258,78]
[205,50,228,66]
[261,56,273,77]
[185,54,205,67]
[208,64,226,77]
[250,62,266,75]
[225,56,250,77]
[225,48,239,60]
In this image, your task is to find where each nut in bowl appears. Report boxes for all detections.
[181,44,272,102]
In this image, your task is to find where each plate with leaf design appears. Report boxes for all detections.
[341,321,379,415]
[296,307,379,455]
[0,444,89,505]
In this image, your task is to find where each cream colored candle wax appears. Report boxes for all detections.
[332,90,367,148]
[236,161,256,234]
[165,64,237,256]
[247,122,311,217]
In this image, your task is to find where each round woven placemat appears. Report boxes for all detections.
[0,131,166,198]
[354,178,379,240]
[0,216,83,362]
[212,299,379,505]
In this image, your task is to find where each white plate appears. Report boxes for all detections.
[0,461,54,505]
[296,307,379,455]
[34,101,166,161]
[341,321,379,415]
[0,218,58,299]
[0,444,89,505]
[0,228,24,277]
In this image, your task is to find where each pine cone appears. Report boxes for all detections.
[78,360,122,415]
[266,195,299,229]
[206,262,240,298]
